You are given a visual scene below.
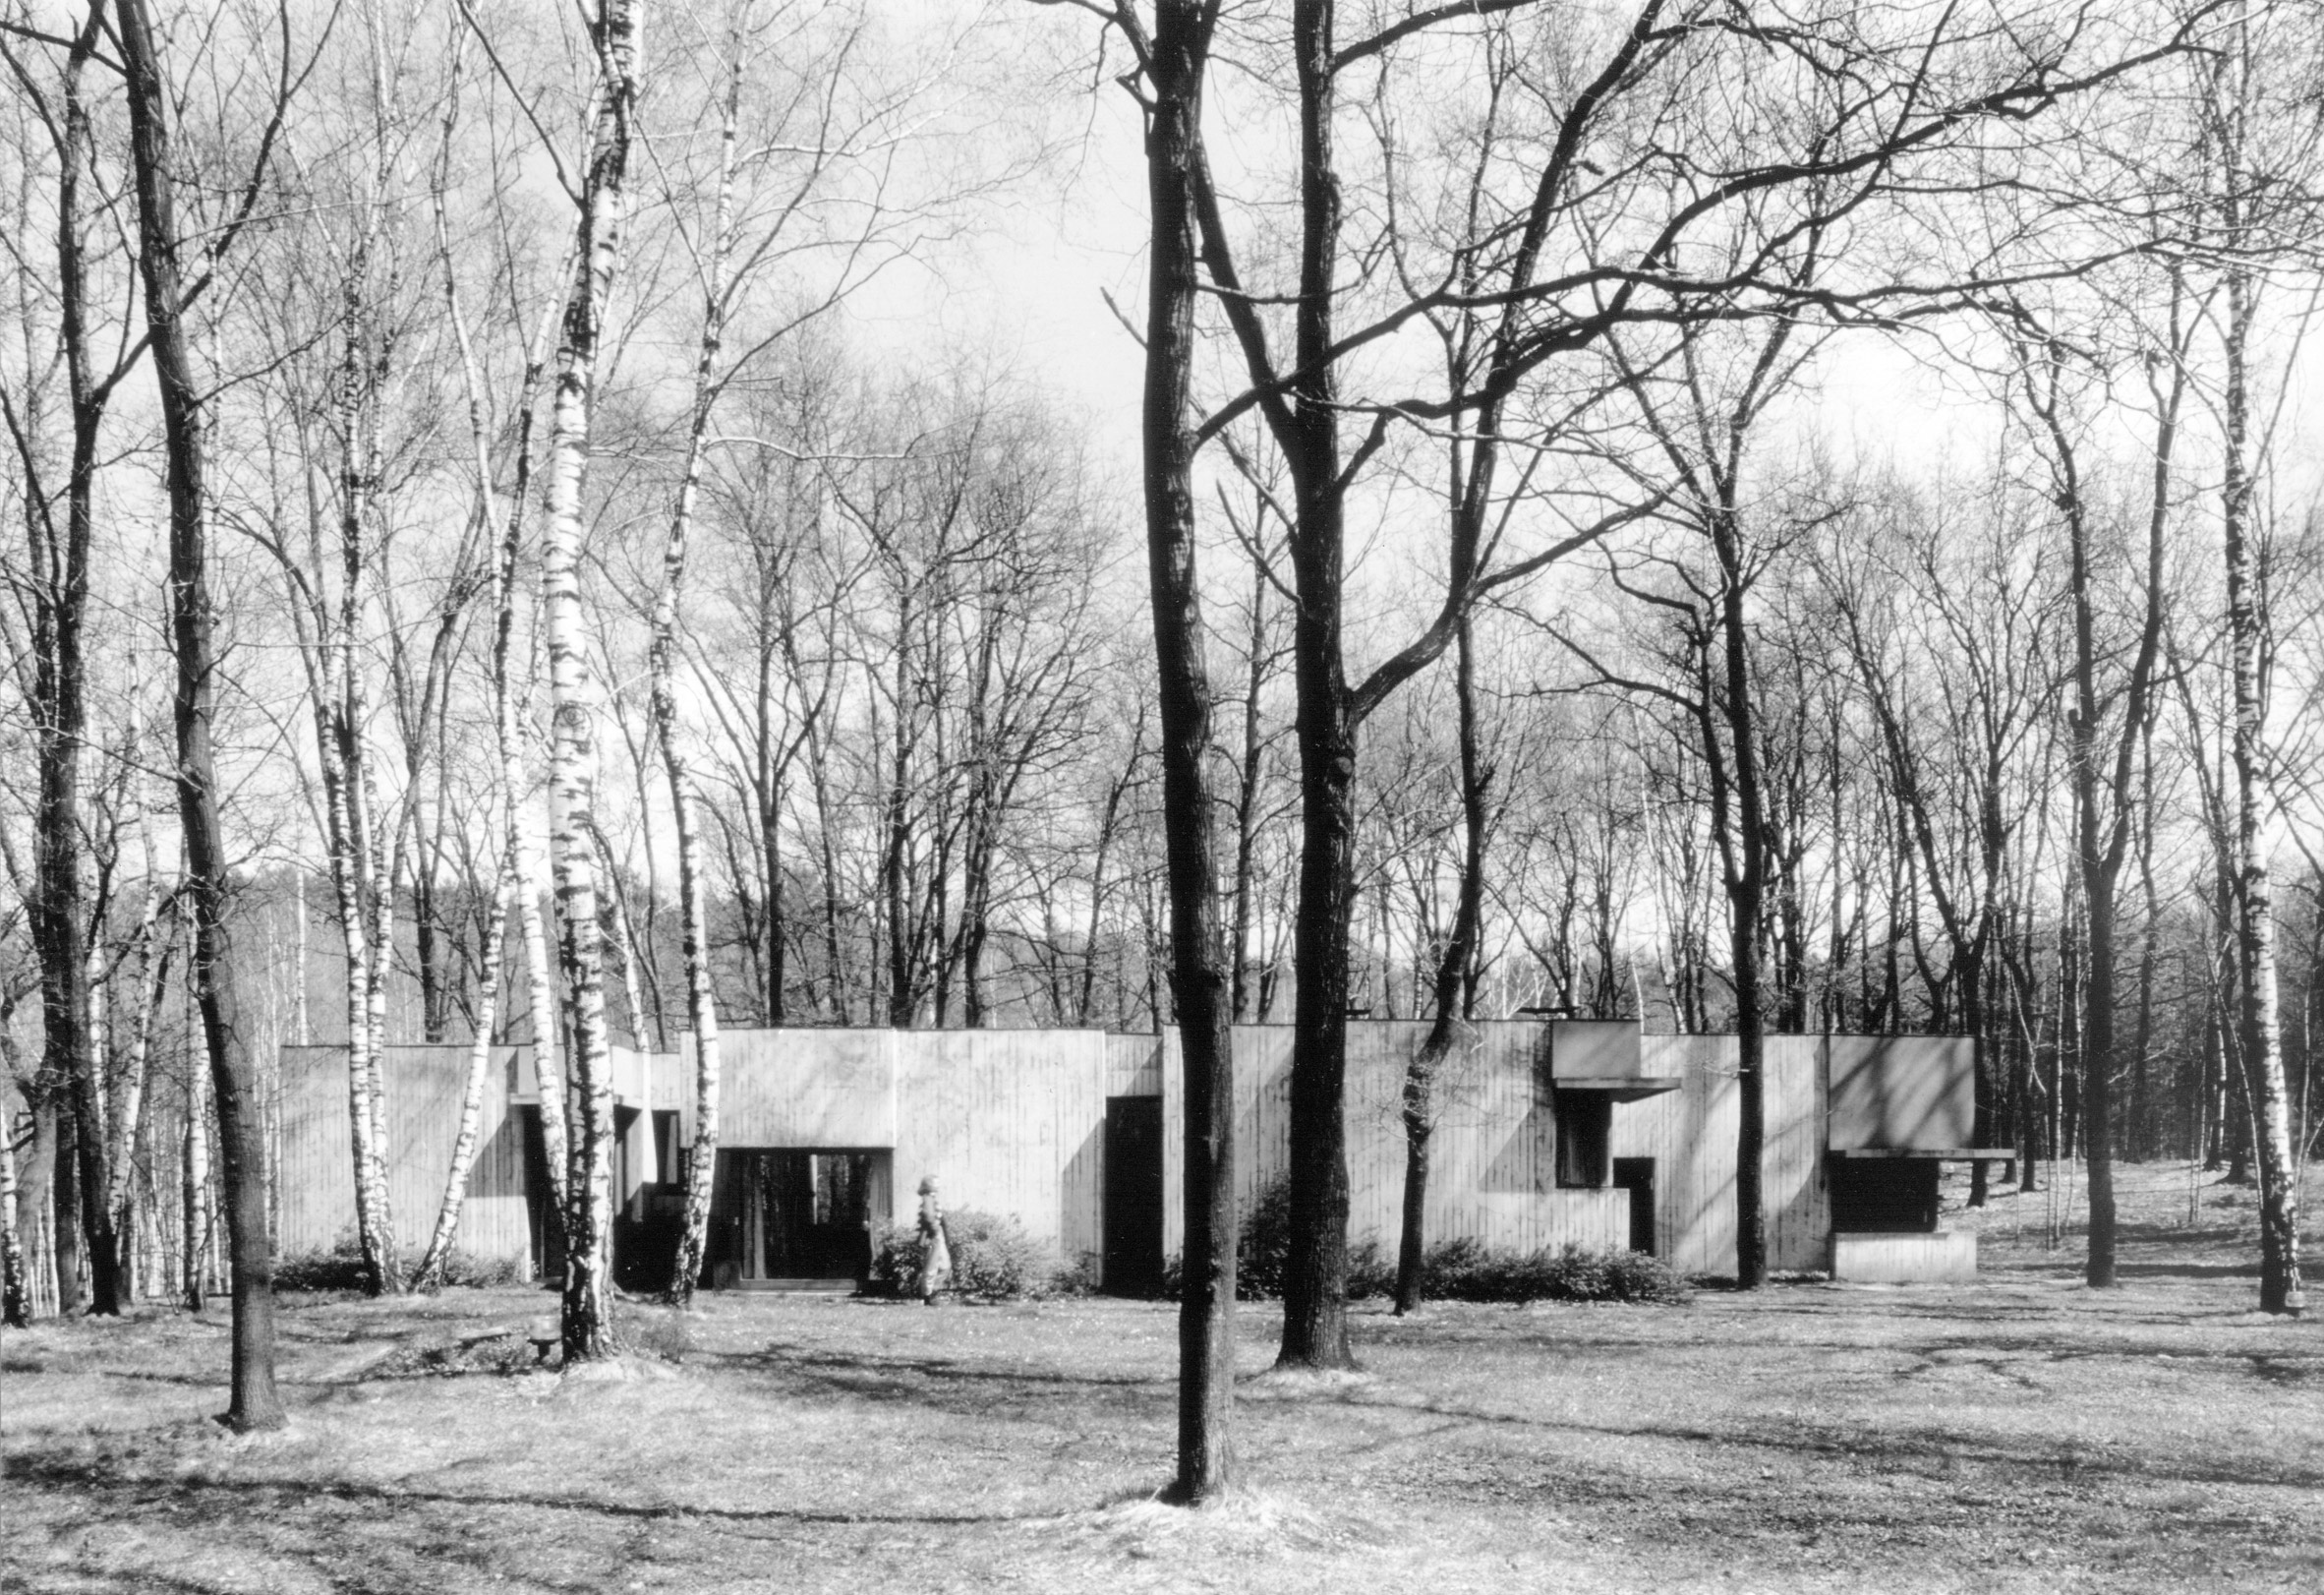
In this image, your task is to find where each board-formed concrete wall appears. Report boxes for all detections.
[282,1020,1960,1283]
[1827,1034,1976,1151]
[276,1044,532,1265]
[887,1029,1110,1268]
[1612,1034,1828,1277]
[693,1029,899,1149]
[1157,1022,1626,1263]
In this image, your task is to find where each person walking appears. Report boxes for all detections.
[915,1176,953,1305]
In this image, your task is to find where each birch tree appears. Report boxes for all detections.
[535,0,641,1363]
[2202,0,2309,1314]
[431,35,573,1277]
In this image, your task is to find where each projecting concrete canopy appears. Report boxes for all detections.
[1546,1020,1683,1100]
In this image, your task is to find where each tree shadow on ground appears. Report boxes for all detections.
[3,1451,1085,1528]
[695,1340,1171,1416]
[1331,1388,2324,1496]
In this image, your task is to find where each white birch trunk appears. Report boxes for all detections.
[594,829,649,1051]
[543,0,642,1362]
[2222,256,2305,1315]
[182,1049,210,1312]
[413,864,515,1287]
[327,693,394,1294]
[322,297,396,1296]
[661,29,740,1305]
[107,908,174,1296]
[359,746,404,1289]
[1,1102,28,1326]
[326,22,407,1294]
[434,116,575,1271]
[293,868,309,1046]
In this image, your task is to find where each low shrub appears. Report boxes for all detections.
[272,1239,374,1295]
[426,1248,527,1290]
[868,1210,1082,1301]
[1410,1237,1689,1304]
[1234,1176,1295,1299]
[1161,1176,1390,1301]
[1169,1176,1687,1307]
[273,1235,529,1295]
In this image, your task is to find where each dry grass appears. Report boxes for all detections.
[3,1159,2318,1594]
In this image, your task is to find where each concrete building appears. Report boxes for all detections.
[273,1019,1995,1289]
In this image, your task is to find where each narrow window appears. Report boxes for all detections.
[1554,1091,1612,1188]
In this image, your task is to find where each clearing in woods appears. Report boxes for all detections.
[1,1159,2318,1594]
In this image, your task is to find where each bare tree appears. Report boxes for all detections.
[0,1,136,1315]
[1043,0,1242,1503]
[116,0,304,1431]
[2201,0,2308,1316]
[535,0,641,1363]
[1821,471,2062,1207]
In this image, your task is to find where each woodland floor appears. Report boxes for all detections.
[3,1158,2319,1595]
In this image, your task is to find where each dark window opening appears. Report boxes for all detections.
[1554,1091,1612,1189]
[1829,1158,1941,1232]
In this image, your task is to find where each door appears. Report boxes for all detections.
[1611,1156,1656,1257]
[1103,1096,1164,1295]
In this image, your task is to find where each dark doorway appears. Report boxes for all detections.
[1103,1095,1164,1295]
[612,1107,686,1291]
[711,1150,889,1285]
[1611,1156,1656,1256]
[517,1105,557,1281]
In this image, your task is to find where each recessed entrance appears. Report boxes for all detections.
[1611,1156,1656,1255]
[1103,1095,1164,1295]
[710,1149,890,1288]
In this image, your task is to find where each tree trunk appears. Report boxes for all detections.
[117,0,285,1430]
[2222,265,2305,1315]
[2130,721,2160,1162]
[665,759,723,1304]
[50,1103,83,1314]
[1395,617,1488,1314]
[435,110,571,1278]
[1230,565,1269,1021]
[1709,508,1770,1289]
[884,637,916,1029]
[106,848,170,1273]
[1139,0,1238,1502]
[1277,0,1358,1372]
[541,0,641,1363]
[1,1101,29,1326]
[183,1043,211,1313]
[657,32,739,1306]
[2026,311,2172,1287]
[413,868,513,1287]
[30,12,121,1319]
